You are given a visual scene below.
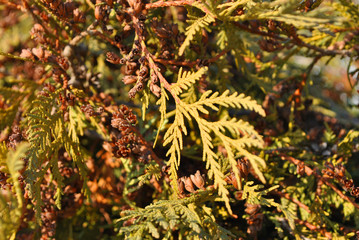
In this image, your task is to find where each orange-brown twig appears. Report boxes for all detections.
[146,0,195,9]
[274,190,311,213]
[280,154,359,210]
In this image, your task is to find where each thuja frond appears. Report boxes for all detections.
[162,67,266,214]
[241,181,299,230]
[25,88,89,223]
[163,106,187,191]
[121,158,147,208]
[6,143,28,206]
[338,130,359,155]
[0,87,27,130]
[68,106,86,142]
[208,121,266,183]
[194,116,230,211]
[218,0,331,28]
[117,190,234,239]
[242,181,279,207]
[279,198,298,231]
[178,14,215,56]
[185,91,265,211]
[138,162,161,186]
[0,143,28,240]
[154,85,168,147]
[217,0,251,17]
[334,0,359,22]
[191,90,265,116]
[141,89,151,121]
[180,85,197,104]
[171,67,208,96]
[25,90,63,222]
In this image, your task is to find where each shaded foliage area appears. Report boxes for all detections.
[0,0,359,239]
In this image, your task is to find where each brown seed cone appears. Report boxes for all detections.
[230,172,239,190]
[106,52,121,64]
[20,49,34,60]
[32,46,44,60]
[150,83,161,97]
[182,176,195,193]
[296,161,305,176]
[122,75,137,85]
[178,178,185,194]
[237,159,249,178]
[190,170,205,190]
[344,179,354,190]
[351,187,359,197]
[244,203,261,215]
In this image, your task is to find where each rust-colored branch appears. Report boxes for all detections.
[99,207,112,225]
[146,0,195,9]
[153,49,228,68]
[131,13,180,103]
[295,219,332,239]
[130,125,164,166]
[150,175,163,192]
[234,22,286,41]
[280,154,359,210]
[280,155,313,176]
[208,49,228,63]
[274,190,311,213]
[0,51,36,63]
[153,58,196,68]
[298,40,351,57]
[70,22,125,53]
[234,22,351,57]
[323,180,359,208]
[332,27,359,33]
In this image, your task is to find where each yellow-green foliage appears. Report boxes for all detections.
[0,143,28,240]
[117,189,235,239]
[179,14,215,56]
[25,88,93,222]
[158,67,266,214]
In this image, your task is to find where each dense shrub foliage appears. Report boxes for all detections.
[1,0,359,239]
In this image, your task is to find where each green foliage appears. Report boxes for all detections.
[162,68,266,214]
[171,67,208,96]
[25,88,92,223]
[0,85,33,131]
[117,189,234,239]
[338,130,359,155]
[138,162,162,186]
[0,142,28,240]
[178,14,215,56]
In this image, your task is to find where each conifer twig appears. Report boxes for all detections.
[295,219,332,239]
[146,0,195,9]
[131,13,180,103]
[274,190,311,213]
[233,22,352,56]
[153,49,228,68]
[280,154,359,210]
[0,51,36,62]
